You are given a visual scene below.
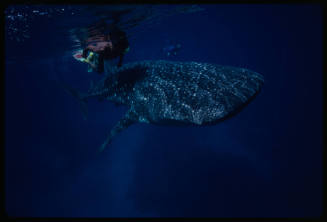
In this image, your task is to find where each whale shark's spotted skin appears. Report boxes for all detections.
[83,60,264,151]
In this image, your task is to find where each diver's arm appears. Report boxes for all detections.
[82,46,95,58]
[81,51,96,69]
[87,61,97,70]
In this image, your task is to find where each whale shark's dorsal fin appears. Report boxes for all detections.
[98,110,136,152]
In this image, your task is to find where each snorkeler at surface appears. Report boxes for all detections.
[80,23,130,74]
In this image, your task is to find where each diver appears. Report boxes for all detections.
[80,24,130,74]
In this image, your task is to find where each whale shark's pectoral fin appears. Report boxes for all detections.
[98,112,135,152]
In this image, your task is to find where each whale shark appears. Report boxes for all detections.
[63,60,264,152]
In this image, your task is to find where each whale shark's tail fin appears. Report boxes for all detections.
[57,81,88,120]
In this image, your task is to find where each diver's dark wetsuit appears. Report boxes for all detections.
[82,28,129,74]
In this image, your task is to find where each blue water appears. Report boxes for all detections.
[5,4,323,217]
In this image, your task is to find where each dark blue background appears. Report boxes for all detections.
[5,4,322,217]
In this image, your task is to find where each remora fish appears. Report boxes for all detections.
[64,60,264,152]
